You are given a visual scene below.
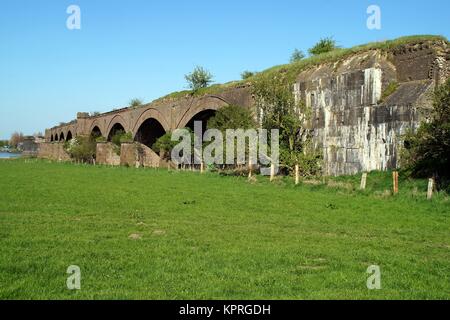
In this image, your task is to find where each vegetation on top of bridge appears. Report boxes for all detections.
[156,35,448,102]
[55,35,446,121]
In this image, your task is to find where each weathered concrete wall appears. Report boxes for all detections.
[37,143,70,161]
[96,143,120,166]
[293,41,448,175]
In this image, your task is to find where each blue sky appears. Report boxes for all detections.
[0,0,449,139]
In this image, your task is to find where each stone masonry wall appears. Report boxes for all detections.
[37,143,70,161]
[96,143,121,166]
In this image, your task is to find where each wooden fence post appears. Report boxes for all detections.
[393,171,399,195]
[295,164,299,185]
[427,178,434,200]
[360,173,367,190]
[270,164,275,182]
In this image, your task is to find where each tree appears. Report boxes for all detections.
[110,130,133,155]
[129,98,143,108]
[290,49,305,63]
[64,135,97,163]
[253,73,321,176]
[207,105,256,132]
[402,79,450,190]
[241,71,255,80]
[9,132,24,148]
[206,105,256,168]
[152,132,178,158]
[185,66,213,91]
[308,37,338,56]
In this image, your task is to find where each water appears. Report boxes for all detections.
[0,152,21,159]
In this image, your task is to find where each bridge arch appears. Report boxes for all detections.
[50,134,54,142]
[90,125,103,139]
[133,108,170,134]
[134,118,166,149]
[89,120,105,139]
[59,132,65,141]
[66,131,73,141]
[107,123,126,141]
[106,115,128,141]
[176,96,229,130]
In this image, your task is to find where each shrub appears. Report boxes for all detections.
[207,105,256,132]
[185,66,213,91]
[253,73,322,175]
[241,71,255,80]
[152,132,178,158]
[129,99,143,108]
[110,131,133,155]
[64,136,96,163]
[401,79,450,190]
[308,37,339,56]
[290,49,305,63]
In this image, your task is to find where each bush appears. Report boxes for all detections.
[64,136,96,163]
[207,105,256,132]
[253,73,322,175]
[185,66,213,91]
[290,49,305,63]
[152,132,178,158]
[110,131,133,155]
[241,71,255,80]
[129,99,143,108]
[401,79,450,190]
[308,37,339,56]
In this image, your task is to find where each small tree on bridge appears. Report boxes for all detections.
[185,66,213,91]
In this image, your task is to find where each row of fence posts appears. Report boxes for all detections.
[178,163,436,200]
[360,171,435,200]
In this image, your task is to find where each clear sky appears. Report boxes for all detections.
[0,0,449,139]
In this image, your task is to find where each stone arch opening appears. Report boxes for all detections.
[66,131,73,141]
[50,135,54,142]
[134,118,166,149]
[91,126,102,139]
[186,109,217,135]
[59,132,65,141]
[107,123,125,141]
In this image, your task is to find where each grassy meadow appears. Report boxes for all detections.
[0,159,449,299]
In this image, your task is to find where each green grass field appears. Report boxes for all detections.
[0,159,449,300]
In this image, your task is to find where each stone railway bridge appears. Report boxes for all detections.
[41,86,252,167]
[46,86,252,147]
[40,39,449,175]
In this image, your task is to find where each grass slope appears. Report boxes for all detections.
[0,159,449,299]
[158,35,448,101]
